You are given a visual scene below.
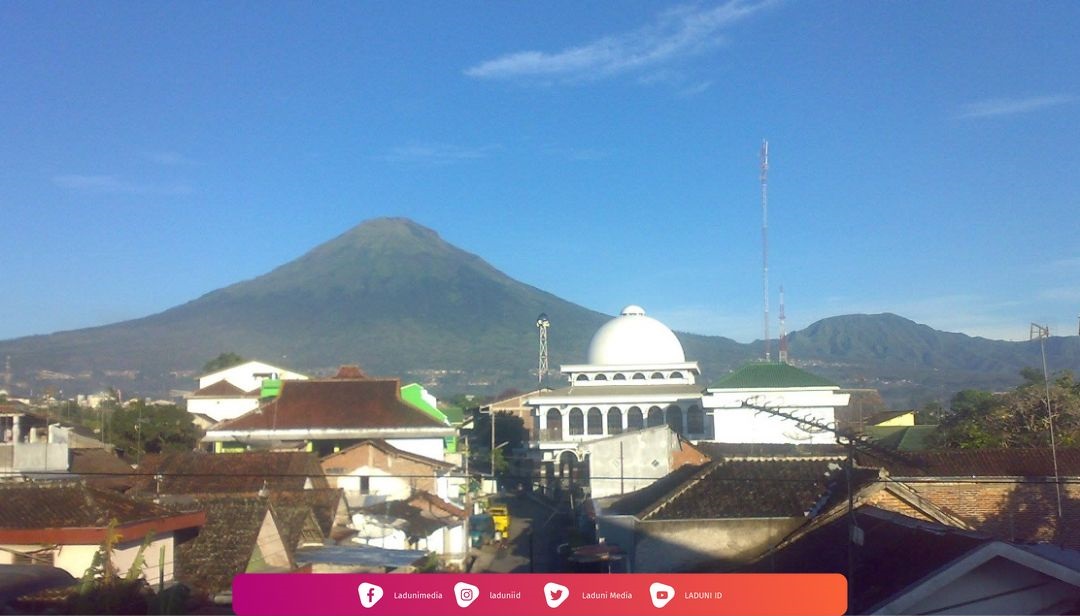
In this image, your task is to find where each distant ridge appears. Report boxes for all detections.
[1,218,1077,407]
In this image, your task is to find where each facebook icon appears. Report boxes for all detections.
[358,582,384,608]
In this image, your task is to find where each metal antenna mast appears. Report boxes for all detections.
[779,286,789,364]
[1030,323,1063,521]
[761,140,771,362]
[536,313,550,387]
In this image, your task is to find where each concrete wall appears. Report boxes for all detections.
[704,388,849,445]
[3,443,69,472]
[385,438,445,462]
[198,361,307,391]
[586,427,699,499]
[3,536,175,583]
[597,516,805,573]
[187,397,258,422]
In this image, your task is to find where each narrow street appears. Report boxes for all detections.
[471,492,573,574]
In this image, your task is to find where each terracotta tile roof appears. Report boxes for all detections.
[188,380,253,398]
[642,459,879,520]
[860,448,1080,477]
[129,451,329,494]
[333,365,368,379]
[734,506,988,613]
[267,489,346,537]
[272,504,324,558]
[599,464,708,517]
[214,379,448,432]
[175,495,278,596]
[0,482,204,544]
[407,491,466,521]
[69,449,135,492]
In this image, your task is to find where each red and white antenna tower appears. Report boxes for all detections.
[760,140,771,362]
[779,286,789,364]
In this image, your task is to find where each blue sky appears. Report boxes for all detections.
[2,1,1079,344]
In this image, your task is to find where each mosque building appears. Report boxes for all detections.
[525,305,850,477]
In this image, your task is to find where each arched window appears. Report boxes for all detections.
[627,407,644,431]
[667,405,684,435]
[670,371,684,379]
[575,374,589,382]
[569,408,584,436]
[647,406,664,427]
[546,408,562,440]
[594,374,608,381]
[687,405,704,434]
[651,372,665,380]
[607,407,623,434]
[613,373,626,381]
[632,373,646,381]
[587,408,603,435]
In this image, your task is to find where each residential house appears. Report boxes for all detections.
[320,439,460,509]
[736,505,1080,614]
[0,482,205,584]
[859,448,1080,549]
[350,491,467,566]
[173,494,299,601]
[202,375,456,459]
[187,360,308,423]
[130,451,330,494]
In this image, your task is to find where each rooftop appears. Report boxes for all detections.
[130,451,329,494]
[711,363,838,389]
[212,378,449,432]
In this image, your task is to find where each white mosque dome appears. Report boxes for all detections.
[587,305,686,365]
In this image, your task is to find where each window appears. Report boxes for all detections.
[360,476,370,495]
[667,405,684,435]
[651,372,665,380]
[687,406,704,434]
[607,407,623,434]
[576,374,589,382]
[587,408,603,435]
[647,406,663,427]
[613,373,626,381]
[670,371,684,379]
[546,408,563,440]
[627,407,644,431]
[632,373,646,380]
[594,374,608,381]
[569,408,584,436]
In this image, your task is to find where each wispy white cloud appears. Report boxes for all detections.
[464,0,774,82]
[376,143,500,165]
[959,94,1076,119]
[52,174,192,196]
[141,150,200,166]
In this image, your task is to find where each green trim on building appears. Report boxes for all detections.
[401,383,449,425]
[711,362,838,389]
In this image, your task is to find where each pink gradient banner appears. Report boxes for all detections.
[233,573,846,615]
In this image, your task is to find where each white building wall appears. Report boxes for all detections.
[111,535,175,583]
[584,427,683,498]
[703,389,849,445]
[384,438,445,462]
[198,361,308,391]
[186,397,259,423]
[338,466,413,508]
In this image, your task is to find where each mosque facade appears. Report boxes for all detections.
[525,305,850,471]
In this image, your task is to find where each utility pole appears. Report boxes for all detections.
[760,140,771,362]
[1031,323,1063,521]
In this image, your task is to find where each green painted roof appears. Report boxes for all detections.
[711,363,838,389]
[865,425,937,452]
[400,383,448,425]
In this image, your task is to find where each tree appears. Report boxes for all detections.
[201,352,246,374]
[933,371,1080,449]
[109,402,202,461]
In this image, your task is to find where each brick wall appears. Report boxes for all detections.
[892,479,1080,548]
[321,443,438,494]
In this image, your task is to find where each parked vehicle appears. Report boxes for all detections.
[489,505,510,538]
[469,514,495,547]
